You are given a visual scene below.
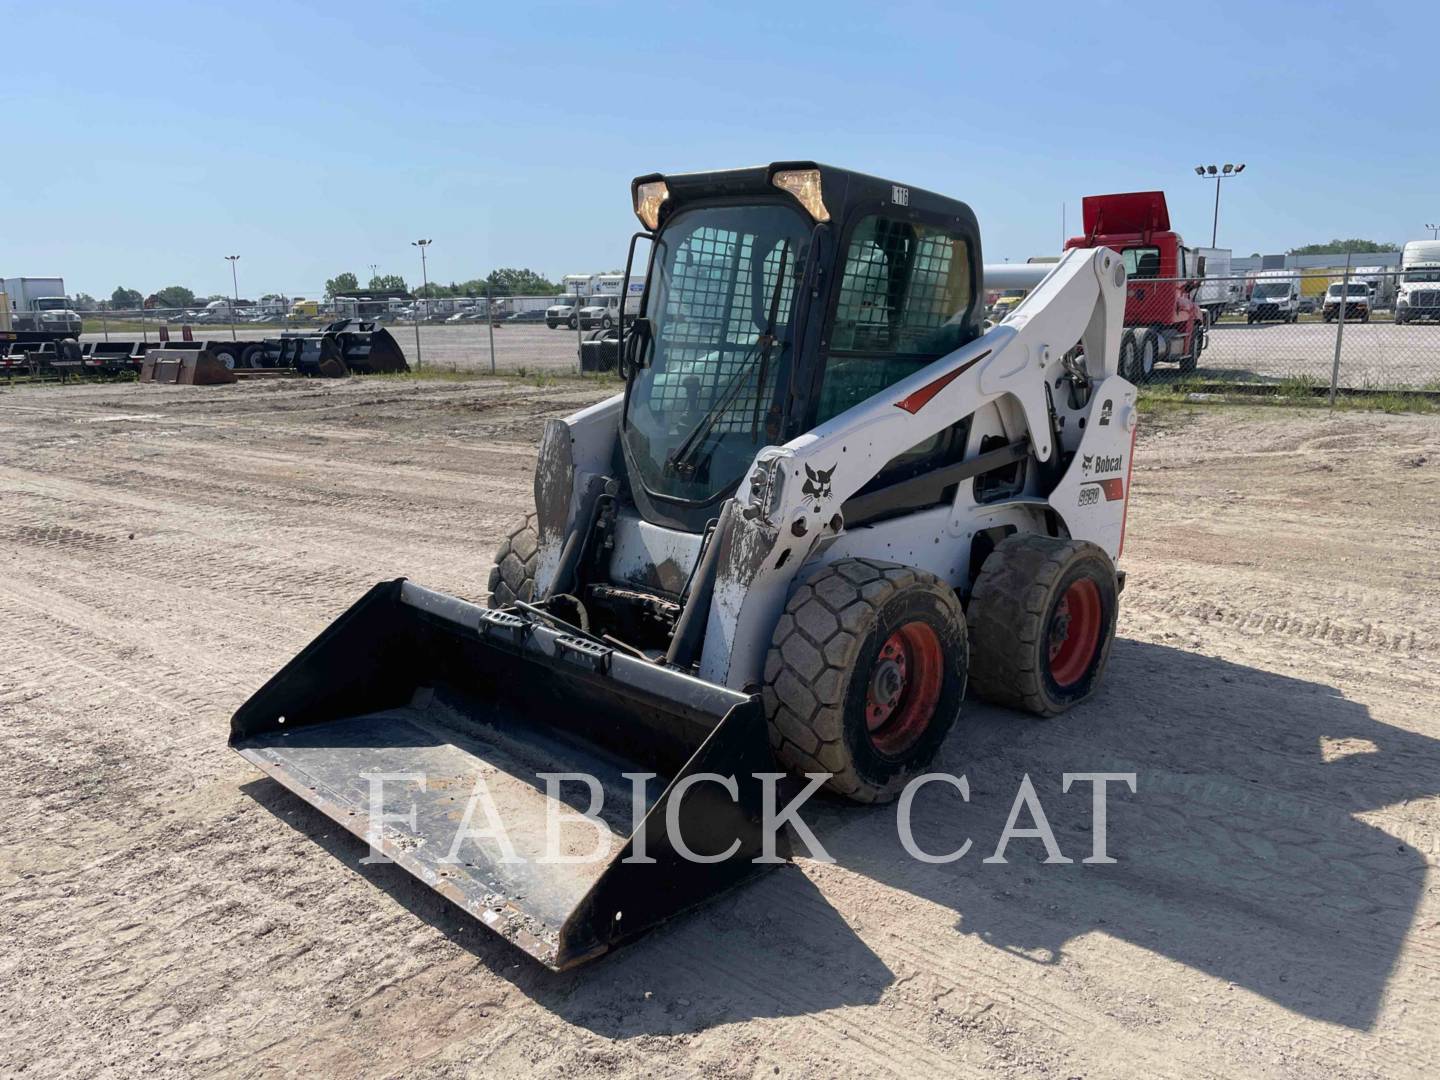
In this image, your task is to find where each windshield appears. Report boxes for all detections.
[1253,283,1291,299]
[1121,247,1161,279]
[34,297,70,310]
[1328,284,1368,297]
[623,203,808,505]
[1406,268,1440,283]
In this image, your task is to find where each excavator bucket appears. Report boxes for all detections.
[231,580,782,970]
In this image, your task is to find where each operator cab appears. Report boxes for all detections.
[619,162,984,532]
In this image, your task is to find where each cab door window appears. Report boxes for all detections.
[816,213,974,425]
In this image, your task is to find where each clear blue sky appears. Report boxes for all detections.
[5,1,1434,300]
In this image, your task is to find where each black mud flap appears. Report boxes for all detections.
[231,580,783,970]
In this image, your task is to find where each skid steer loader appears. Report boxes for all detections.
[232,162,1137,970]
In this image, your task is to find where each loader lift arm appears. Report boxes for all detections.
[700,244,1132,688]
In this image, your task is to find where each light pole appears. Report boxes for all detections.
[411,239,431,370]
[1193,163,1246,247]
[368,263,379,287]
[224,255,241,341]
[1427,224,1439,240]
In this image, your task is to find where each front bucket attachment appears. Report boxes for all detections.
[231,581,782,970]
[139,348,238,385]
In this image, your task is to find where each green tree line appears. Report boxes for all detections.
[324,267,559,298]
[1287,240,1399,256]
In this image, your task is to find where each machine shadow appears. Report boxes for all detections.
[805,637,1434,1030]
[240,778,891,1036]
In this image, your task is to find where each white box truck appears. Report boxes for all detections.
[547,274,599,329]
[1194,247,1238,323]
[1395,241,1440,324]
[576,272,647,329]
[1,276,82,335]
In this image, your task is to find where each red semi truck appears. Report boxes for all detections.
[1065,191,1207,380]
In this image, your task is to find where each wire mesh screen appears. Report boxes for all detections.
[820,215,973,421]
[832,215,971,355]
[645,223,796,435]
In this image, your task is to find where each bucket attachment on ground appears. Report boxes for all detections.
[139,348,238,385]
[231,581,781,970]
[275,320,409,376]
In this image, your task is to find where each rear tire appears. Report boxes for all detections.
[763,559,968,803]
[967,535,1119,717]
[240,343,266,369]
[487,512,540,607]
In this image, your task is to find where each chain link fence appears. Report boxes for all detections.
[8,266,1440,395]
[984,269,1440,397]
[19,295,624,379]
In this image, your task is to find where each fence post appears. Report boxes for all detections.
[101,308,109,343]
[487,285,496,374]
[1328,252,1352,407]
[575,291,584,375]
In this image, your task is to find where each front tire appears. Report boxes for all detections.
[1138,330,1159,382]
[567,315,578,330]
[763,559,968,803]
[1118,332,1140,381]
[967,535,1119,717]
[487,512,539,607]
[1180,322,1204,375]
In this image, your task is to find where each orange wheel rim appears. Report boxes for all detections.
[865,621,944,756]
[1048,578,1102,687]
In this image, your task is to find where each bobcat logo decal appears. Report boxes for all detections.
[1082,454,1094,475]
[802,462,836,500]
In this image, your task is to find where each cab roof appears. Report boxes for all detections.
[632,161,980,237]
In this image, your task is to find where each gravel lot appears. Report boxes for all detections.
[2,376,1438,1077]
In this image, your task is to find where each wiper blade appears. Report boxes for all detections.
[665,242,792,478]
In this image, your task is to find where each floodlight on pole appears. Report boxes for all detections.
[411,239,432,370]
[1195,162,1247,247]
[224,255,241,342]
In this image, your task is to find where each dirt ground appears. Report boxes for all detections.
[2,376,1437,1079]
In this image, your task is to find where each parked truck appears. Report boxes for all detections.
[1395,241,1440,325]
[1194,246,1238,323]
[1246,269,1303,324]
[1,276,82,336]
[1064,191,1206,379]
[1353,266,1394,311]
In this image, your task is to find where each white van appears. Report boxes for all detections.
[1246,270,1302,324]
